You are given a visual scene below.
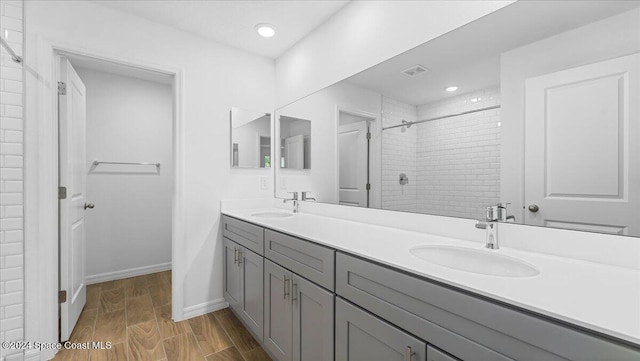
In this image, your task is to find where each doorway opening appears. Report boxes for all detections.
[337,110,376,207]
[56,52,175,342]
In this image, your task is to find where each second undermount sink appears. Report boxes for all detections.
[250,211,293,218]
[410,245,539,278]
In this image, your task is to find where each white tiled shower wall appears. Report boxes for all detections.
[381,87,501,219]
[381,97,417,212]
[416,87,501,219]
[0,1,24,360]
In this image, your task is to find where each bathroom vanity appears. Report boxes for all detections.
[221,208,640,361]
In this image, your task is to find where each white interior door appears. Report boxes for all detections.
[59,56,87,341]
[284,134,304,169]
[524,53,640,235]
[338,121,369,207]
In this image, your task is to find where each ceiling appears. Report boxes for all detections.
[346,1,640,106]
[94,0,350,59]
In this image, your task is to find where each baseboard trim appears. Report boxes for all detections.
[86,262,171,284]
[182,298,228,319]
[24,349,40,361]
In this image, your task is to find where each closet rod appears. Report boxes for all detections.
[0,36,22,63]
[382,105,500,131]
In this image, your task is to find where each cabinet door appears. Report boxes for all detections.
[292,276,334,361]
[427,345,460,361]
[264,259,293,361]
[336,298,426,361]
[239,246,264,342]
[223,238,241,313]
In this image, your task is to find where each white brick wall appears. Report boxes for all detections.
[416,87,501,219]
[0,0,24,360]
[381,97,418,212]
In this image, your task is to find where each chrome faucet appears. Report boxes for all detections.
[475,203,512,250]
[283,191,299,213]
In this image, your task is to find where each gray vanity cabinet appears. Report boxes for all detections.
[239,244,264,342]
[292,276,334,361]
[335,297,426,361]
[223,237,264,342]
[264,259,294,361]
[223,237,241,313]
[223,215,265,255]
[264,258,335,361]
[265,229,335,291]
[427,346,459,361]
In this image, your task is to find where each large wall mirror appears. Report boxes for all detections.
[231,107,272,168]
[274,1,640,237]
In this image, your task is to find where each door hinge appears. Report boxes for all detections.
[58,290,67,303]
[366,183,371,191]
[366,131,372,140]
[58,81,66,95]
[58,186,67,200]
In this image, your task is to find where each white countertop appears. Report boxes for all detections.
[222,207,640,345]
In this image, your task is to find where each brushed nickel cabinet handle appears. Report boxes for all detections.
[405,346,413,361]
[283,275,289,299]
[290,280,297,304]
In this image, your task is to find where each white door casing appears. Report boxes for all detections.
[338,121,369,207]
[59,56,87,341]
[524,53,640,235]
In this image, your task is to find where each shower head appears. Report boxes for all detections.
[400,120,413,132]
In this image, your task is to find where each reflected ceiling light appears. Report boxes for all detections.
[255,23,276,38]
[445,86,459,92]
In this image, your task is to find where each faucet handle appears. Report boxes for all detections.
[288,191,299,200]
[475,221,488,229]
[301,191,316,201]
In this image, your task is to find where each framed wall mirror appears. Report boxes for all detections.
[274,0,640,237]
[278,115,311,170]
[230,107,272,168]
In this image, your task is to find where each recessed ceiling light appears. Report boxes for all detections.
[255,23,276,38]
[445,86,459,92]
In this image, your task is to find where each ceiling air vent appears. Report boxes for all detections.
[401,64,429,77]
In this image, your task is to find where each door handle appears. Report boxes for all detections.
[405,346,413,361]
[528,204,539,213]
[283,275,289,299]
[84,203,95,210]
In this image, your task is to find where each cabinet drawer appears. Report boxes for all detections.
[335,297,426,361]
[265,229,335,291]
[336,252,640,361]
[427,346,459,361]
[223,215,264,255]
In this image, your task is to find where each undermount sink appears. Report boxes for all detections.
[250,211,293,218]
[410,245,539,278]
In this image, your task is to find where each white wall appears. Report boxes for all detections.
[75,67,173,282]
[0,0,24,360]
[416,87,501,219]
[275,81,381,203]
[275,0,514,106]
[500,8,640,221]
[24,1,275,357]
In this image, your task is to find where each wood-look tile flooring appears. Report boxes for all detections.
[53,271,271,361]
